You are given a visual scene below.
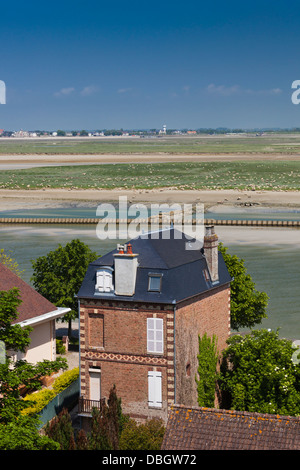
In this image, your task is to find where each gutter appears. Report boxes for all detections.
[15,307,71,328]
[173,304,176,405]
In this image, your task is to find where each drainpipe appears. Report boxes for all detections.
[173,303,176,405]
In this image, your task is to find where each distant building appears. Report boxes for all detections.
[77,227,231,426]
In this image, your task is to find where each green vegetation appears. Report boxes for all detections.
[219,329,300,415]
[31,239,98,338]
[22,367,79,415]
[2,133,300,155]
[45,385,165,450]
[219,243,269,331]
[0,160,299,191]
[196,333,219,407]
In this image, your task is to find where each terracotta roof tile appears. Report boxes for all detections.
[162,405,300,450]
[0,263,56,323]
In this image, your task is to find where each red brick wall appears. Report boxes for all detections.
[79,302,172,422]
[79,283,230,421]
[174,284,231,407]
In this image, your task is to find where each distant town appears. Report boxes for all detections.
[1,126,300,138]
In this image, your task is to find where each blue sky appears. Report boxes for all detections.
[0,0,300,130]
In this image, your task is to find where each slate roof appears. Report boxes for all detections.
[0,263,57,323]
[161,405,300,450]
[77,228,232,304]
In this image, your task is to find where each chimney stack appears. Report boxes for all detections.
[113,244,138,296]
[203,226,219,282]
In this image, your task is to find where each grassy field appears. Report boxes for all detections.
[2,133,300,155]
[0,161,299,191]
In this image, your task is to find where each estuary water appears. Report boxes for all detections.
[0,204,299,340]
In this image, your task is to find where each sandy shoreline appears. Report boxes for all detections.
[0,152,300,167]
[0,187,300,211]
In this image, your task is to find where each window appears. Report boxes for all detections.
[148,273,162,292]
[89,368,101,401]
[89,314,104,348]
[147,318,163,353]
[148,371,162,408]
[96,268,114,293]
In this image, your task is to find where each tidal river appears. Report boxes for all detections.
[0,204,299,341]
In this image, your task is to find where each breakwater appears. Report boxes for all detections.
[0,217,299,226]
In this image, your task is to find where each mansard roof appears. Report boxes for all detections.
[77,227,231,305]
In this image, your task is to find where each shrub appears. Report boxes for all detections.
[22,389,56,415]
[119,418,165,450]
[53,367,79,394]
[22,367,79,416]
[56,339,66,355]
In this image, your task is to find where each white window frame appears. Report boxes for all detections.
[148,370,162,408]
[96,267,114,293]
[147,318,163,354]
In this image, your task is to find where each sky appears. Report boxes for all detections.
[1,0,300,130]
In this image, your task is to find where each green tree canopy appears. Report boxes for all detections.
[0,248,24,277]
[31,239,98,337]
[219,243,269,331]
[0,288,32,353]
[219,329,300,416]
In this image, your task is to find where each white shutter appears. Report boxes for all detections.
[103,271,112,292]
[96,269,113,292]
[90,370,101,401]
[147,318,163,353]
[96,271,104,291]
[148,371,162,408]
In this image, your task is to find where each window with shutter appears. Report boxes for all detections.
[95,268,114,293]
[147,318,163,353]
[148,370,162,408]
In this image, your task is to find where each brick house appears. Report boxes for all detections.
[77,226,231,425]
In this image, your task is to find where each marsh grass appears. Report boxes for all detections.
[2,133,300,155]
[0,161,299,191]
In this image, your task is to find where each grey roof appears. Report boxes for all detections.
[77,228,231,304]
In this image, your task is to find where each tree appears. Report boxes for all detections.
[44,408,75,450]
[0,248,24,277]
[31,239,98,337]
[219,243,269,331]
[0,288,32,352]
[196,333,219,407]
[0,415,60,450]
[119,418,165,450]
[219,329,300,416]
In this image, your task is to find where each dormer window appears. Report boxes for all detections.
[95,267,114,293]
[148,273,162,292]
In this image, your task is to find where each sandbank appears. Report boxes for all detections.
[0,188,300,212]
[0,152,300,169]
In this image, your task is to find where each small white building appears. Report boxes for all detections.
[0,263,70,364]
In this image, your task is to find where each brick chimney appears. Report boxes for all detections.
[113,243,138,296]
[203,226,219,282]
